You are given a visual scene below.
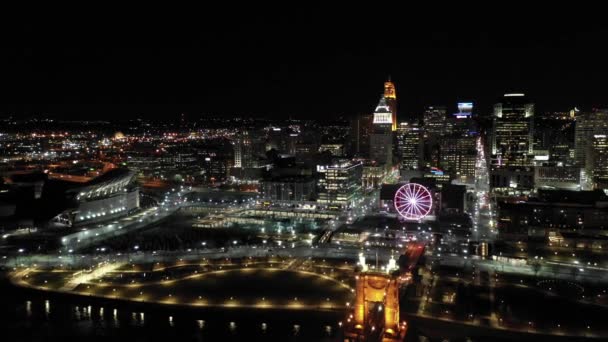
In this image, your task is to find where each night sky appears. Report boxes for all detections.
[2,14,608,121]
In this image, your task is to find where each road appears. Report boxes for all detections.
[472,135,497,242]
[433,254,608,284]
[2,245,398,269]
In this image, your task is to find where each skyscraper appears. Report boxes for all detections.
[396,122,421,170]
[422,105,447,168]
[423,106,447,138]
[587,134,608,190]
[446,102,476,136]
[491,93,535,167]
[384,78,398,131]
[349,113,373,157]
[440,135,477,183]
[370,96,393,166]
[575,109,608,167]
[234,131,252,168]
[439,102,478,183]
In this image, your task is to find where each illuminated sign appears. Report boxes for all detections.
[457,102,473,112]
[430,167,444,175]
[373,113,393,124]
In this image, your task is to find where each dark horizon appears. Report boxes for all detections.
[3,18,608,120]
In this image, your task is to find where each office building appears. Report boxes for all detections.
[349,113,373,157]
[396,122,421,170]
[440,135,477,183]
[587,134,608,190]
[423,106,447,138]
[490,166,534,198]
[370,96,393,166]
[575,109,608,167]
[446,102,476,136]
[233,131,253,168]
[261,176,316,202]
[491,93,534,167]
[316,159,362,209]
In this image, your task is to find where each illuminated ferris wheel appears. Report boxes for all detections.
[394,183,433,221]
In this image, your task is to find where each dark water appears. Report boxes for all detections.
[0,280,571,342]
[0,281,346,342]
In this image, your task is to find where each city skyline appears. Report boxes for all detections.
[3,14,608,342]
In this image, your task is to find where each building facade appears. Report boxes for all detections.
[260,176,316,202]
[491,94,534,167]
[62,168,139,226]
[316,159,362,209]
[534,166,582,191]
[384,78,398,131]
[575,110,608,167]
[370,97,394,166]
[396,122,421,170]
[349,113,373,157]
[587,134,608,190]
[497,189,608,241]
[440,135,477,183]
[423,106,447,138]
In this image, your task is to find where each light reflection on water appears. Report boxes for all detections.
[26,300,31,317]
[44,299,50,318]
[8,297,344,341]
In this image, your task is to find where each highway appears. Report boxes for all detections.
[2,244,397,269]
[433,254,608,284]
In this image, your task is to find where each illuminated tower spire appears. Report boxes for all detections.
[384,77,397,131]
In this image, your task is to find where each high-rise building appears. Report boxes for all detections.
[423,106,447,138]
[267,127,297,155]
[575,109,608,167]
[370,97,393,166]
[384,78,398,131]
[587,134,608,190]
[316,159,363,209]
[439,102,478,183]
[446,102,476,136]
[234,131,253,168]
[440,135,477,183]
[533,108,576,166]
[349,113,373,157]
[396,122,421,170]
[491,93,534,167]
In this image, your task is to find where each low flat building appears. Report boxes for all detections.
[497,189,608,241]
